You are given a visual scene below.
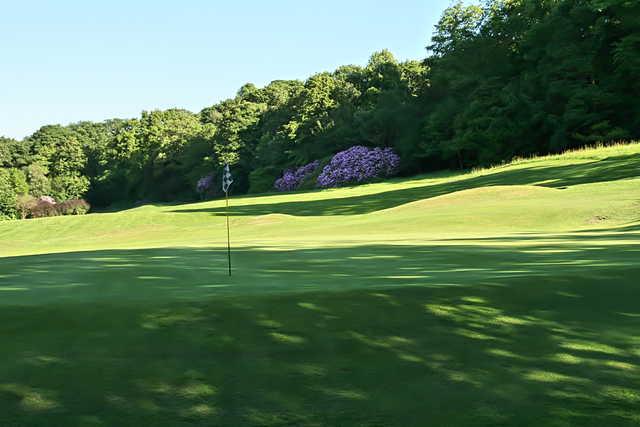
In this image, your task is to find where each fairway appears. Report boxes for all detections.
[1,144,640,426]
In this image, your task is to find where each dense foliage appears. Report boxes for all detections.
[14,195,90,219]
[317,146,400,188]
[274,161,320,192]
[1,0,638,219]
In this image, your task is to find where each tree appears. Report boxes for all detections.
[25,163,51,197]
[27,125,89,200]
[428,2,484,57]
[0,137,32,168]
[0,168,28,219]
[138,109,206,200]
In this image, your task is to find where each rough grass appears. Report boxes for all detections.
[1,143,640,426]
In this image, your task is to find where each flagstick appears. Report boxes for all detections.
[225,190,231,276]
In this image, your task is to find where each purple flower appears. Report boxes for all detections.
[274,160,320,192]
[196,175,214,193]
[317,146,400,188]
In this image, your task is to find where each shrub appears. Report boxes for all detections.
[26,197,89,218]
[317,146,399,188]
[30,198,58,218]
[274,160,320,192]
[16,195,38,219]
[196,175,213,197]
[56,199,90,216]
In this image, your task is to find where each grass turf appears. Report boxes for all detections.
[1,143,639,426]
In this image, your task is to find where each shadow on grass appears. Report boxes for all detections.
[1,235,640,425]
[171,154,640,216]
[0,231,639,304]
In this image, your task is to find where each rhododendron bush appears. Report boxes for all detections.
[196,175,214,196]
[274,161,320,192]
[317,146,399,188]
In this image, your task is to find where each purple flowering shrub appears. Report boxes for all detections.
[196,175,214,195]
[274,160,320,192]
[317,146,400,188]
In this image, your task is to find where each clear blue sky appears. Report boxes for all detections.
[0,0,452,140]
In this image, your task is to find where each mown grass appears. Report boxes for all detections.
[1,143,639,426]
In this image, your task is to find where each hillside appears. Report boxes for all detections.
[0,143,639,426]
[2,142,639,257]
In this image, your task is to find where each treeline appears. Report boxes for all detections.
[1,0,638,218]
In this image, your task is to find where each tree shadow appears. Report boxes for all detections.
[1,235,640,425]
[170,154,640,216]
[0,231,638,304]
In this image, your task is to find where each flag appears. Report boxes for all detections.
[222,164,233,193]
[222,163,233,276]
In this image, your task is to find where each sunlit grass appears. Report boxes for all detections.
[0,143,639,425]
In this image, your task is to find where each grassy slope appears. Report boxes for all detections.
[0,143,639,426]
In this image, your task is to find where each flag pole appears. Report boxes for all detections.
[225,190,231,276]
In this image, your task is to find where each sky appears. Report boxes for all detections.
[0,0,452,140]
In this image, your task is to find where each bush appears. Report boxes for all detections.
[26,197,89,218]
[30,198,58,218]
[56,199,90,216]
[196,175,214,198]
[317,146,399,188]
[16,195,38,219]
[274,161,320,192]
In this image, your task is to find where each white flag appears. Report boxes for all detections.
[222,164,233,193]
